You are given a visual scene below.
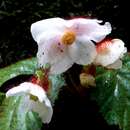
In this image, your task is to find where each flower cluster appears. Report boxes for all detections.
[6,17,127,125]
[31,17,126,74]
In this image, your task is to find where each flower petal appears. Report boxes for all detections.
[6,83,30,97]
[68,36,97,65]
[67,18,112,42]
[6,82,46,102]
[37,33,73,74]
[29,98,53,123]
[49,54,73,74]
[6,82,53,123]
[94,39,127,66]
[107,59,122,69]
[31,17,66,43]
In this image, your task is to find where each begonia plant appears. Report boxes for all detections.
[0,17,129,130]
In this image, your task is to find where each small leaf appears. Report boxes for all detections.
[0,95,42,130]
[0,57,37,87]
[92,53,130,130]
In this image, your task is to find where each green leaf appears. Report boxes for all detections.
[92,53,130,130]
[49,74,65,104]
[0,95,42,130]
[0,92,5,105]
[0,58,37,87]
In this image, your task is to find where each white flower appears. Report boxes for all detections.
[94,39,127,69]
[31,17,111,74]
[6,82,53,124]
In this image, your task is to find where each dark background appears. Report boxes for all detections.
[0,0,129,129]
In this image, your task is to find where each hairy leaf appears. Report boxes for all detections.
[0,95,42,130]
[0,58,37,87]
[92,53,130,130]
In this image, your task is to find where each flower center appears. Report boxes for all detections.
[30,94,38,101]
[61,31,76,45]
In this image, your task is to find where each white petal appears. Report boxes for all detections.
[68,36,97,65]
[37,34,73,74]
[49,53,74,74]
[67,18,111,42]
[38,47,73,74]
[6,82,53,123]
[88,22,112,42]
[6,82,46,102]
[107,59,122,69]
[94,39,127,66]
[6,83,30,97]
[18,95,52,123]
[29,98,53,123]
[31,17,66,43]
[19,95,53,124]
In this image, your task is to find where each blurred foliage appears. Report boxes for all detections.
[0,0,129,68]
[0,92,5,105]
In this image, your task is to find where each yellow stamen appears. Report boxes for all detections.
[61,31,76,45]
[30,94,38,101]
